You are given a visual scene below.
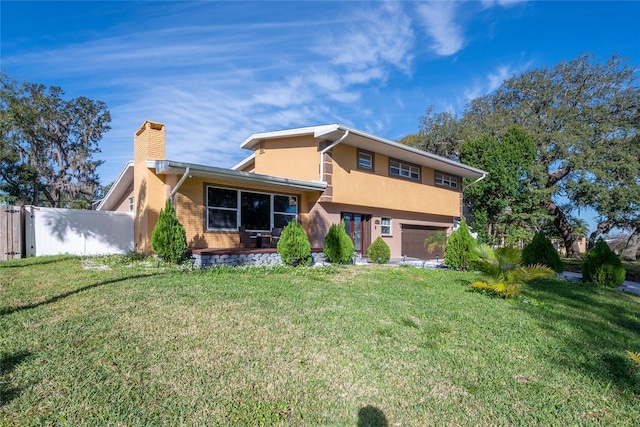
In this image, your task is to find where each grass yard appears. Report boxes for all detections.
[1,255,639,426]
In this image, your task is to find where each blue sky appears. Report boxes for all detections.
[2,1,639,229]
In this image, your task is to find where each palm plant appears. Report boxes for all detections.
[470,244,555,298]
[424,230,447,254]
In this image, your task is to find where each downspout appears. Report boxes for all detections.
[319,130,349,181]
[460,172,487,230]
[463,173,487,190]
[169,167,191,204]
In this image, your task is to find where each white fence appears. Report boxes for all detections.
[25,206,134,257]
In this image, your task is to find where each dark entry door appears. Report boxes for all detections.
[342,213,371,253]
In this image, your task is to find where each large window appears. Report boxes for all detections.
[206,186,298,231]
[390,159,420,181]
[273,195,297,228]
[207,187,238,229]
[435,172,458,189]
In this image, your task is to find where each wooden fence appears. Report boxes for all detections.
[0,205,23,260]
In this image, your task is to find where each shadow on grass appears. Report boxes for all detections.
[0,255,77,269]
[0,273,165,317]
[357,405,388,427]
[0,350,31,406]
[523,278,640,395]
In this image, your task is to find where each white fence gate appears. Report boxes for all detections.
[25,206,134,257]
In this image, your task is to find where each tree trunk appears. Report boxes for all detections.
[621,228,640,260]
[588,220,614,250]
[546,201,581,258]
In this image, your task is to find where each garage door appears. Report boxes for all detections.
[401,224,446,259]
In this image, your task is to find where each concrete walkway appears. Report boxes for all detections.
[557,271,640,296]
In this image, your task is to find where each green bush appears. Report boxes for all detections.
[151,199,188,264]
[522,231,564,273]
[276,221,312,266]
[368,236,390,264]
[323,221,355,264]
[582,239,626,288]
[444,217,477,270]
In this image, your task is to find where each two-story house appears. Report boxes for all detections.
[97,121,486,260]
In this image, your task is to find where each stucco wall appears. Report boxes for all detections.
[252,136,319,181]
[329,144,462,218]
[307,201,454,258]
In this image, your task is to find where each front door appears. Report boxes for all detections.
[342,213,371,253]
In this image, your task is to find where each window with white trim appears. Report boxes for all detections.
[207,187,238,230]
[381,217,391,236]
[358,150,374,171]
[435,172,458,189]
[129,197,134,212]
[390,159,420,181]
[273,195,298,228]
[206,186,298,231]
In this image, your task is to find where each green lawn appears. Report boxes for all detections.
[1,255,639,426]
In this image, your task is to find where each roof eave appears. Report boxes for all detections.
[154,160,327,192]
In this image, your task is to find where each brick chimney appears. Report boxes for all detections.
[133,121,167,254]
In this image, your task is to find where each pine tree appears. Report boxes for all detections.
[444,217,477,270]
[151,199,187,264]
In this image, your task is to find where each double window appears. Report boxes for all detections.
[435,172,458,189]
[390,159,420,181]
[207,186,298,231]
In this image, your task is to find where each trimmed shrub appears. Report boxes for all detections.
[151,199,188,264]
[582,239,626,288]
[522,231,564,273]
[368,237,390,264]
[277,221,312,266]
[444,217,477,270]
[324,221,355,264]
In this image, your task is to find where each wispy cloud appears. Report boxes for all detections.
[416,1,464,56]
[481,0,528,9]
[462,59,532,105]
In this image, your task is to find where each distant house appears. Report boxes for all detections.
[97,121,486,259]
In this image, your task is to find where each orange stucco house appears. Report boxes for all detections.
[97,120,486,265]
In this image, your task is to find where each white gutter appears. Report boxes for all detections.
[169,166,191,202]
[319,130,349,181]
[463,173,487,190]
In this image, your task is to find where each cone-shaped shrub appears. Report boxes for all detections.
[522,231,564,273]
[277,221,312,266]
[151,199,188,264]
[368,236,390,264]
[582,239,626,288]
[324,221,355,264]
[444,217,477,270]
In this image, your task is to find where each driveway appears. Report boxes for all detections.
[558,271,640,297]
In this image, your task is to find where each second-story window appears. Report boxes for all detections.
[358,150,374,171]
[435,172,458,189]
[390,159,420,181]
